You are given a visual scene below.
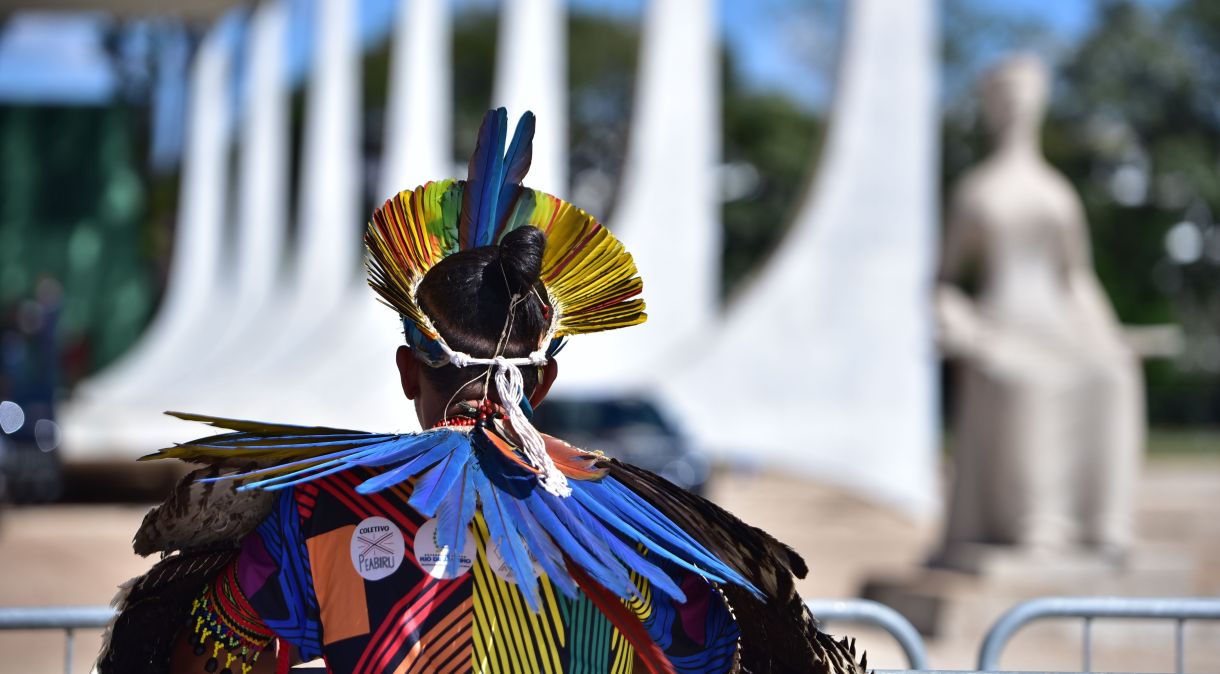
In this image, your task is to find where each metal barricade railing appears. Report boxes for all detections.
[977,596,1220,672]
[0,605,115,674]
[4,601,926,672]
[807,598,930,669]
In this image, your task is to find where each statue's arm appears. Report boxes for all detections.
[936,193,986,357]
[1061,198,1127,348]
[937,191,979,285]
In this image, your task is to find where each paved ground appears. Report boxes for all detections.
[1,456,1217,672]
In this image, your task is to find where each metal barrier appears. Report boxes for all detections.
[5,601,925,672]
[807,598,930,669]
[0,605,115,673]
[978,596,1220,672]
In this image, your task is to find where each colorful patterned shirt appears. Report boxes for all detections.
[233,467,741,673]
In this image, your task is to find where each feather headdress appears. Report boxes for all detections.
[365,108,646,365]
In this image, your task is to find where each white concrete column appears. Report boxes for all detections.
[294,0,362,307]
[556,0,719,391]
[380,0,451,197]
[492,0,567,195]
[231,0,289,328]
[663,0,941,518]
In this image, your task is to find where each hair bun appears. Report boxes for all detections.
[498,226,546,294]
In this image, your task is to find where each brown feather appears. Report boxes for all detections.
[604,458,866,674]
[133,466,275,557]
[96,548,236,674]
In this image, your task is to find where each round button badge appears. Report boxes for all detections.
[350,516,405,581]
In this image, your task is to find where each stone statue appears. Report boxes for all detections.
[936,55,1144,556]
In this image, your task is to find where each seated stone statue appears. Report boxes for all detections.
[936,55,1144,556]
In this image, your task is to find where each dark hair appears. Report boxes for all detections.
[415,226,550,401]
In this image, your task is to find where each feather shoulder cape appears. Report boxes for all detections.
[99,413,866,674]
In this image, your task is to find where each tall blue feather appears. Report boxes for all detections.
[472,466,541,609]
[355,433,470,493]
[460,108,508,249]
[569,482,733,585]
[435,461,477,577]
[583,479,761,597]
[505,497,578,598]
[409,444,472,516]
[577,513,686,602]
[493,112,536,239]
[529,490,635,597]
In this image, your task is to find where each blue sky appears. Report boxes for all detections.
[0,0,1182,112]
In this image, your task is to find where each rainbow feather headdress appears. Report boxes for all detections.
[364,108,645,498]
[365,108,646,368]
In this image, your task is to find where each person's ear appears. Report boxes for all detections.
[396,345,421,401]
[528,358,558,407]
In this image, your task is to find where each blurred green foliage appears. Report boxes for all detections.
[0,105,158,379]
[942,0,1220,426]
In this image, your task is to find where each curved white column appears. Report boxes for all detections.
[172,0,291,399]
[289,0,363,311]
[380,0,451,197]
[556,0,719,391]
[289,0,456,434]
[663,0,941,518]
[154,0,292,415]
[228,0,290,345]
[61,21,236,457]
[491,0,567,195]
[182,0,364,432]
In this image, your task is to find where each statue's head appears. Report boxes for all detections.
[980,54,1050,139]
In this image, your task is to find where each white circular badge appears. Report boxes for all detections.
[413,518,476,579]
[485,537,544,586]
[350,516,405,581]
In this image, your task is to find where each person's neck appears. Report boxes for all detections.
[993,124,1042,161]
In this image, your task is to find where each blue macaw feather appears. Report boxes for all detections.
[573,510,685,602]
[460,108,508,249]
[193,433,387,447]
[435,461,478,577]
[505,497,578,598]
[598,478,697,543]
[569,481,735,586]
[493,112,535,238]
[353,433,471,493]
[198,448,369,484]
[352,431,467,469]
[253,462,358,491]
[409,443,473,516]
[472,465,541,609]
[591,479,761,597]
[582,478,737,579]
[521,490,622,595]
[529,490,635,598]
[164,414,771,610]
[234,446,394,490]
[599,478,738,569]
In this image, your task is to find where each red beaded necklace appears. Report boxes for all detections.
[432,400,499,428]
[432,416,477,428]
